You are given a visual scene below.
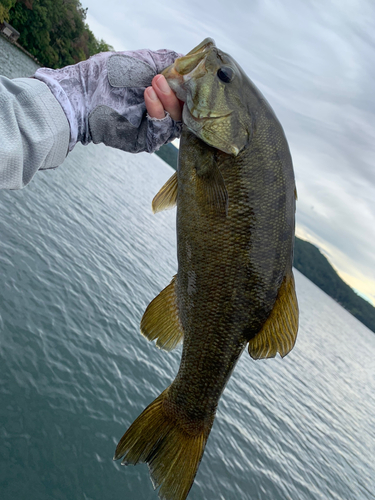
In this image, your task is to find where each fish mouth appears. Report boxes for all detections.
[162,38,216,99]
[174,38,215,75]
[185,37,216,56]
[185,105,232,122]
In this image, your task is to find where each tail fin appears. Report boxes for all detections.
[114,389,208,500]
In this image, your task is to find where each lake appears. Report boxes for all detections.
[1,37,374,500]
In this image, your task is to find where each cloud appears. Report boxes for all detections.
[82,0,375,302]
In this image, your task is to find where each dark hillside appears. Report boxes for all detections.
[156,143,375,334]
[293,238,375,333]
[155,143,178,170]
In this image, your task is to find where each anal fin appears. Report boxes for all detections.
[141,276,184,351]
[152,172,178,214]
[248,272,299,359]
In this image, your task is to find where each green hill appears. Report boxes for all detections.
[156,143,375,334]
[293,238,375,333]
[3,0,112,68]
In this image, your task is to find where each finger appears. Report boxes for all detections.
[144,87,165,120]
[152,75,182,122]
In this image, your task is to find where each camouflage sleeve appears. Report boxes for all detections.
[0,76,70,190]
[34,49,183,154]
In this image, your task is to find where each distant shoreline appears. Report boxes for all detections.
[2,32,374,335]
[157,144,375,334]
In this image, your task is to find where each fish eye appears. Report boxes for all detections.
[217,66,234,83]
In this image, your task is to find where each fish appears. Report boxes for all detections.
[114,38,299,500]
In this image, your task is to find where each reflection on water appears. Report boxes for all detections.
[1,30,374,500]
[0,141,374,500]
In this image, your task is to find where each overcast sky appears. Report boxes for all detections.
[83,0,375,306]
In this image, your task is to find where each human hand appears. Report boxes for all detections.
[34,49,183,154]
[145,75,183,122]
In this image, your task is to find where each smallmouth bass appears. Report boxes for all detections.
[114,38,299,500]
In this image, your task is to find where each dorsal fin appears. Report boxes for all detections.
[152,172,178,213]
[248,273,299,359]
[140,276,184,351]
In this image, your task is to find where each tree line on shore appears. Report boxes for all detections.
[0,0,112,68]
[2,0,374,335]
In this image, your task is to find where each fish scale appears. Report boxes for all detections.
[114,38,299,500]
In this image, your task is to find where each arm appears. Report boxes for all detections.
[0,76,70,189]
[0,49,182,190]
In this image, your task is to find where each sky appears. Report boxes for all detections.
[83,0,375,306]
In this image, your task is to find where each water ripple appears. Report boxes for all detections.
[0,144,374,499]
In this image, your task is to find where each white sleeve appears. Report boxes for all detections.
[0,76,70,190]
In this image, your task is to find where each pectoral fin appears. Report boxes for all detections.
[152,172,178,214]
[196,160,228,216]
[140,276,184,351]
[248,273,299,359]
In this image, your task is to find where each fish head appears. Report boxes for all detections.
[162,38,252,156]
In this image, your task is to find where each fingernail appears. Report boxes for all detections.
[147,87,158,101]
[155,75,170,94]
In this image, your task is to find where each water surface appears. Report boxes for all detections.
[0,142,374,500]
[0,37,374,500]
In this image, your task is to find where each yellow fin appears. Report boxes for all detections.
[114,388,208,500]
[152,172,178,214]
[140,276,183,351]
[248,273,299,359]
